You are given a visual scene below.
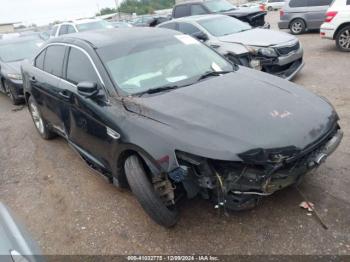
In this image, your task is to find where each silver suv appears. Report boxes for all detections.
[278,0,333,34]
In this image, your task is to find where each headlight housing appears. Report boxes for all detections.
[247,46,278,58]
[6,73,22,81]
[238,147,300,165]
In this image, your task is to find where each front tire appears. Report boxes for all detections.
[124,155,179,227]
[290,19,306,35]
[28,96,56,140]
[336,26,350,52]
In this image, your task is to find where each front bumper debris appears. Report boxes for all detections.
[173,125,343,211]
[255,43,304,80]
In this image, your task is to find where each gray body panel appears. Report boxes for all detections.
[0,203,42,261]
[279,0,330,30]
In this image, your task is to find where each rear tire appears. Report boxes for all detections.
[290,19,306,35]
[4,81,22,105]
[124,155,179,227]
[336,26,350,52]
[28,96,56,140]
[267,6,273,11]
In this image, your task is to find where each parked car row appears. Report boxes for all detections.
[0,10,307,106]
[0,35,45,104]
[49,18,114,38]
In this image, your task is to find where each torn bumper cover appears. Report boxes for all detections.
[254,41,304,80]
[171,125,343,211]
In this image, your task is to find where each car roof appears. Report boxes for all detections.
[0,35,43,46]
[49,27,181,49]
[57,18,102,26]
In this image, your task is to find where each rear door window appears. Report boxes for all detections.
[308,0,332,6]
[174,5,191,18]
[347,0,350,5]
[289,0,308,7]
[67,25,76,34]
[35,49,46,70]
[43,45,66,77]
[66,47,99,85]
[158,22,177,30]
[191,4,207,15]
[50,26,58,37]
[58,25,68,35]
[178,22,202,35]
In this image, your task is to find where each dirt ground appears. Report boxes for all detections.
[0,12,349,255]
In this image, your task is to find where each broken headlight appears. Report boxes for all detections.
[247,46,278,58]
[6,73,22,81]
[238,147,300,165]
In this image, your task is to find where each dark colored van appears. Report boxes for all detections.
[172,0,269,27]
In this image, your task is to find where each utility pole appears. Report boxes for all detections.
[96,3,100,15]
[114,0,120,20]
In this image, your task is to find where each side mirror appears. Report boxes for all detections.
[77,82,99,98]
[191,31,208,42]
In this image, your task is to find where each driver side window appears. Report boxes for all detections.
[191,4,207,15]
[178,22,202,35]
[66,47,99,85]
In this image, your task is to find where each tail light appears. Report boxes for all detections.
[325,11,338,22]
[259,4,265,11]
[280,10,284,17]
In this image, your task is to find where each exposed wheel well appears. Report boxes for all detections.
[0,78,5,91]
[25,92,31,103]
[334,23,350,40]
[116,149,156,189]
[116,150,141,188]
[289,18,306,29]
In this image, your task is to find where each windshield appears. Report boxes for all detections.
[98,34,232,95]
[0,38,44,62]
[198,16,252,37]
[77,20,112,32]
[203,0,237,12]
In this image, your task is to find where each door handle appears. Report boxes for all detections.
[29,76,37,83]
[58,90,71,100]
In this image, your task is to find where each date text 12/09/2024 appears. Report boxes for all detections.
[126,255,220,261]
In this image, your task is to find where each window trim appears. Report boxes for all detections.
[65,46,100,85]
[34,43,106,87]
[33,42,109,101]
[34,48,47,70]
[42,44,66,78]
[178,22,202,35]
[190,4,208,15]
[58,25,68,36]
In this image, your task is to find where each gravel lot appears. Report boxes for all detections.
[0,12,349,255]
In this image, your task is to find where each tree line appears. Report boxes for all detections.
[97,0,175,16]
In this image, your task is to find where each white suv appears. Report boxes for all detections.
[50,18,113,38]
[320,0,350,51]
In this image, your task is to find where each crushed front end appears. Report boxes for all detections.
[249,40,304,80]
[169,124,343,211]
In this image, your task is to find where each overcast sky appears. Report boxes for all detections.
[0,0,120,26]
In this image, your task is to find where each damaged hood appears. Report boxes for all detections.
[124,67,336,160]
[0,60,22,75]
[221,9,264,18]
[218,28,297,47]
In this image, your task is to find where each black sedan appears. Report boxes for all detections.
[0,35,45,105]
[21,28,342,227]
